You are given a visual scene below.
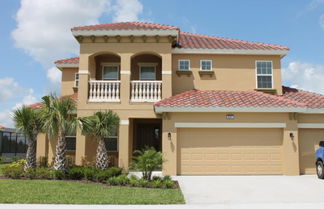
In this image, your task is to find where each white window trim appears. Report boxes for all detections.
[178,59,190,71]
[139,65,157,80]
[255,60,274,89]
[200,60,212,71]
[102,64,120,80]
[74,73,79,88]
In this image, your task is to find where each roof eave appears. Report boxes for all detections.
[71,29,179,37]
[55,63,79,70]
[154,106,305,114]
[171,48,289,56]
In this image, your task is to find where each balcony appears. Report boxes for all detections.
[131,80,162,102]
[89,80,120,102]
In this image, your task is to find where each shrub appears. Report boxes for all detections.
[107,174,129,186]
[24,169,37,179]
[68,167,84,180]
[151,179,163,188]
[83,166,97,181]
[138,178,149,187]
[51,169,65,180]
[131,147,163,180]
[152,176,163,181]
[3,159,25,179]
[163,175,172,181]
[95,167,122,182]
[162,179,175,189]
[129,175,139,187]
[35,168,52,179]
[3,166,24,179]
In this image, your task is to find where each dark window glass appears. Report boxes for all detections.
[105,138,118,152]
[257,76,272,89]
[10,133,17,153]
[66,137,76,151]
[2,132,10,153]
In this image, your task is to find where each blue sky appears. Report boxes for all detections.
[1,0,324,127]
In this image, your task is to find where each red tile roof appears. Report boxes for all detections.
[28,93,78,109]
[0,125,5,129]
[155,89,304,109]
[282,86,324,109]
[72,22,179,31]
[55,57,79,64]
[178,32,289,50]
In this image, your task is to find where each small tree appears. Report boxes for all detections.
[40,94,76,171]
[13,106,43,170]
[131,147,163,180]
[79,111,120,170]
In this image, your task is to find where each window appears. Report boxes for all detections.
[102,65,119,80]
[200,60,212,71]
[74,73,79,88]
[178,60,190,71]
[140,66,156,80]
[256,61,273,89]
[104,125,118,152]
[66,136,76,151]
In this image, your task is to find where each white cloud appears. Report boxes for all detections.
[309,0,324,10]
[47,67,62,84]
[282,61,324,94]
[320,14,324,29]
[12,0,111,67]
[112,0,143,22]
[0,78,22,102]
[0,110,13,128]
[13,89,38,110]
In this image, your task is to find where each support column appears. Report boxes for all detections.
[120,54,131,105]
[283,117,300,175]
[75,126,86,165]
[36,133,48,162]
[118,119,130,172]
[161,53,172,99]
[162,114,177,175]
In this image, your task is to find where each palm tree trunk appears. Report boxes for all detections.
[53,136,67,170]
[24,139,36,171]
[96,138,109,170]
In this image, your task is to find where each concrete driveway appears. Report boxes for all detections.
[174,175,324,205]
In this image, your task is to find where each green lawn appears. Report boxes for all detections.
[0,179,185,204]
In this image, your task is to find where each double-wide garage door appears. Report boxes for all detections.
[178,128,283,175]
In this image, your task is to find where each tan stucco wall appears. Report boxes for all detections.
[172,54,283,95]
[61,68,78,96]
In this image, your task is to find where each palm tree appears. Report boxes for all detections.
[13,106,43,171]
[79,111,120,170]
[40,94,76,171]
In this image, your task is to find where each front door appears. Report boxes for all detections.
[134,120,162,152]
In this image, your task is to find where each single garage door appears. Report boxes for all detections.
[299,129,324,174]
[178,128,283,175]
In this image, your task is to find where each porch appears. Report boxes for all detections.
[87,53,164,103]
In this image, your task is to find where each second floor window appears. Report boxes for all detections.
[200,60,212,71]
[140,66,156,80]
[178,60,190,71]
[74,73,79,88]
[103,65,119,80]
[256,61,273,89]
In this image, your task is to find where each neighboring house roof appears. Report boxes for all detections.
[72,22,179,31]
[282,86,324,109]
[28,93,78,109]
[0,125,5,129]
[178,32,289,51]
[55,57,79,64]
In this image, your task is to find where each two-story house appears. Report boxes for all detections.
[33,22,324,176]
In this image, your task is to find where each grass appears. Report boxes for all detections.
[0,179,185,204]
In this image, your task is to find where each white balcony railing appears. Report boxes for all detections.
[89,80,120,102]
[131,80,162,102]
